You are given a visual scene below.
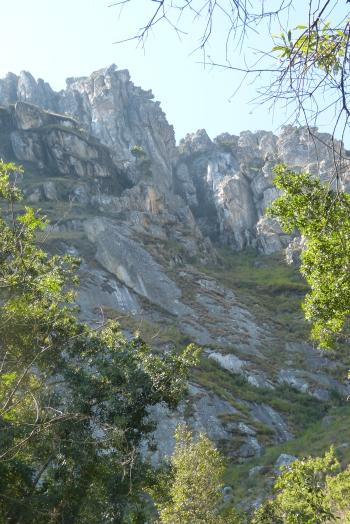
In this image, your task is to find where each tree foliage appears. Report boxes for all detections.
[153,424,240,524]
[114,1,350,154]
[326,464,350,519]
[268,164,350,349]
[268,6,350,151]
[273,449,338,523]
[130,145,152,178]
[272,22,348,76]
[0,161,200,522]
[252,448,350,523]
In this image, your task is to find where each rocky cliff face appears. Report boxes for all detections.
[175,127,350,253]
[0,66,349,504]
[0,66,176,191]
[2,66,348,255]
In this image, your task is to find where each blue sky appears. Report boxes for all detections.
[0,1,341,141]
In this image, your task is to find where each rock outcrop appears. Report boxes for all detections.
[175,127,350,252]
[84,217,190,316]
[2,67,349,255]
[0,66,176,191]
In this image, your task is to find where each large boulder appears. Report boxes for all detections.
[84,217,190,316]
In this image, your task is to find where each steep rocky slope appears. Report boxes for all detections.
[0,65,349,505]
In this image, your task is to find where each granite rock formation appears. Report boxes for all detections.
[0,67,349,486]
[2,66,348,254]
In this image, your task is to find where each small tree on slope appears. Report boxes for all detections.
[155,424,240,524]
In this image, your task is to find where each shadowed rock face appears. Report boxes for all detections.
[0,67,349,472]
